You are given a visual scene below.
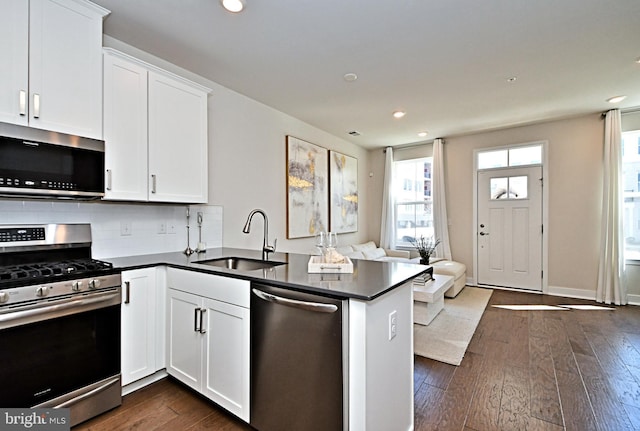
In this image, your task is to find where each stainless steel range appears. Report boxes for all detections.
[0,223,122,427]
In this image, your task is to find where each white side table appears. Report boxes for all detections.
[413,274,454,325]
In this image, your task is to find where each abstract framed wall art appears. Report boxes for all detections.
[329,150,358,233]
[286,136,329,238]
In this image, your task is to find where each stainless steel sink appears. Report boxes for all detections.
[196,257,286,271]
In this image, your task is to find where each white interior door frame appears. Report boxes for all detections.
[472,141,549,293]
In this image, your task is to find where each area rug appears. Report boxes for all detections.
[414,286,493,366]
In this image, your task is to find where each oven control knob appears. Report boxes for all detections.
[89,279,101,290]
[72,281,83,291]
[0,292,8,303]
[36,286,49,297]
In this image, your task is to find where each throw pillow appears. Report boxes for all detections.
[363,247,387,260]
[352,241,377,252]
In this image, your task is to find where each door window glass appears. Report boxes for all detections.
[490,176,528,200]
[509,146,542,166]
[478,144,542,169]
[478,150,508,169]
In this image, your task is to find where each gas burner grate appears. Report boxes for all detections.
[0,259,113,285]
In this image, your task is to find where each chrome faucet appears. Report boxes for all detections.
[242,209,277,260]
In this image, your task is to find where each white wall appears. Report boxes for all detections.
[104,36,371,256]
[367,114,640,301]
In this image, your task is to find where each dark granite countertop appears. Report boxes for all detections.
[106,247,429,301]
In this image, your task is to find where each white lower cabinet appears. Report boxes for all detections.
[166,269,250,422]
[121,267,165,387]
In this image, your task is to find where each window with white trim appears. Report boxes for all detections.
[393,157,433,247]
[622,129,640,259]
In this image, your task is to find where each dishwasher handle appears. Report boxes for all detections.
[252,288,338,313]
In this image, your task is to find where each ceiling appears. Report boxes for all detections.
[92,0,640,149]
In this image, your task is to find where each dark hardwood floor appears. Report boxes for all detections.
[74,289,640,431]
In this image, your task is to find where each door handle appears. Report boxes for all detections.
[19,90,27,116]
[106,169,112,191]
[252,288,338,313]
[199,308,206,334]
[124,281,130,304]
[33,93,40,118]
[479,232,489,236]
[194,307,200,332]
[151,174,157,194]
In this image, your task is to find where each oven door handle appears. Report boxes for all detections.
[0,290,121,329]
[54,375,121,409]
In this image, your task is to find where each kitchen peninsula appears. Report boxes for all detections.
[109,247,427,431]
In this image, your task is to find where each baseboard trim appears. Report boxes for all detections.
[627,293,640,306]
[122,370,168,396]
[547,285,597,301]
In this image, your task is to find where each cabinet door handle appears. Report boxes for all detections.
[19,90,27,116]
[199,308,207,334]
[194,307,200,332]
[33,94,40,118]
[124,281,130,304]
[106,169,112,191]
[151,174,157,194]
[252,288,339,313]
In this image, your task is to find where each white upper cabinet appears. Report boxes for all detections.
[103,52,149,201]
[103,49,210,204]
[148,72,208,203]
[0,0,108,139]
[0,1,28,127]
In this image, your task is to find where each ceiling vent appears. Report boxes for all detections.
[348,130,361,136]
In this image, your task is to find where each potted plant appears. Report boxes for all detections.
[409,235,441,265]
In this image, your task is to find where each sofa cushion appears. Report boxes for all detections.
[352,241,377,252]
[336,245,354,255]
[344,251,365,260]
[362,247,387,260]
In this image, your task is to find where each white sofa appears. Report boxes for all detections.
[337,241,467,298]
[336,241,411,262]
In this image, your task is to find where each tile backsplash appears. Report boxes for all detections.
[0,200,223,259]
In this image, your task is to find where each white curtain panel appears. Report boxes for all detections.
[432,138,452,260]
[380,147,395,249]
[597,109,627,305]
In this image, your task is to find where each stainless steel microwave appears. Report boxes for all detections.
[0,122,105,199]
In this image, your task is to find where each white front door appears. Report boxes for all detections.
[477,166,543,290]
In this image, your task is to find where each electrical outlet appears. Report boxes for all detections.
[388,310,397,341]
[120,221,132,236]
[158,222,167,234]
[167,222,176,234]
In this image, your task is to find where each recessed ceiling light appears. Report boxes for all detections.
[607,95,627,103]
[221,0,245,13]
[343,73,358,82]
[393,111,406,119]
[418,131,428,137]
[636,57,640,64]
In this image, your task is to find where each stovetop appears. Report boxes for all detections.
[0,223,118,291]
[0,258,114,289]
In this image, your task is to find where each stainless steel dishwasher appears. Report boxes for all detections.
[251,282,346,431]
